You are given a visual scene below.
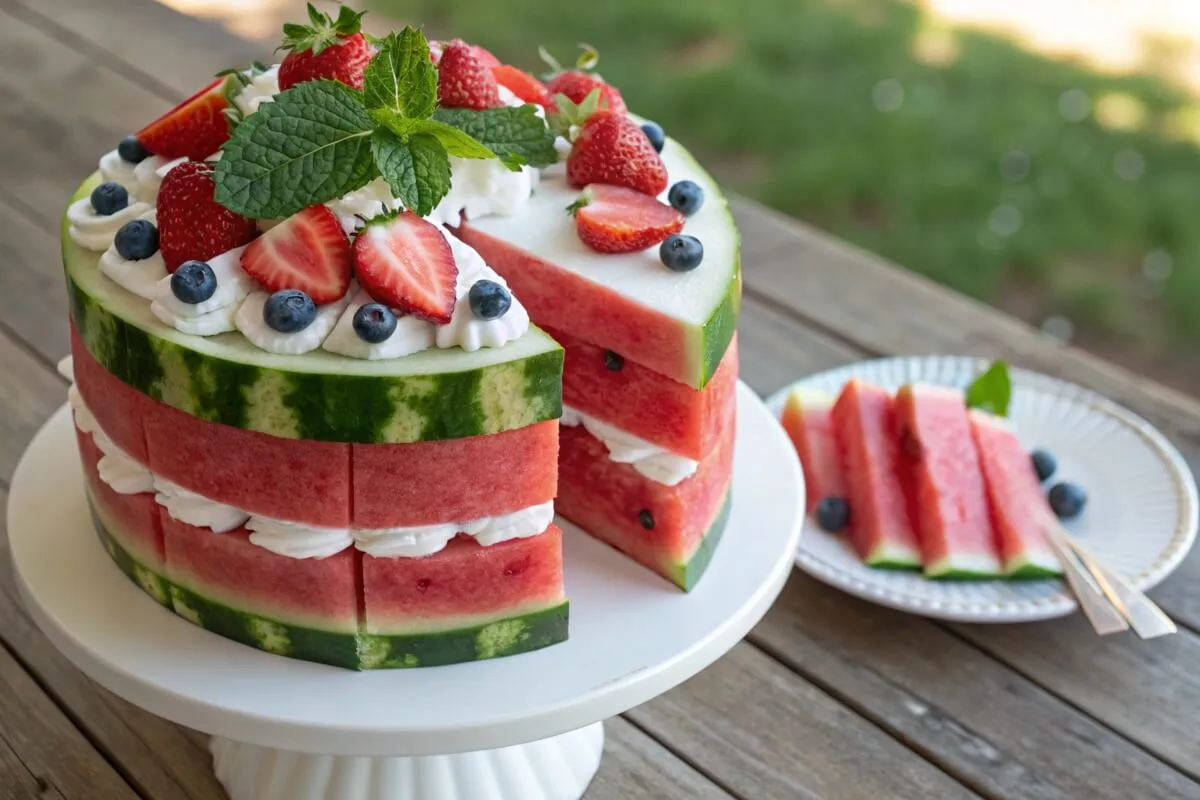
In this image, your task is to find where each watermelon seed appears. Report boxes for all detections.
[604,350,625,371]
[416,578,431,592]
[504,556,531,576]
[638,509,655,530]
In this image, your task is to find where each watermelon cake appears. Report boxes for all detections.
[61,6,740,667]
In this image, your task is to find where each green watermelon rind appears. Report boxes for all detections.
[89,501,569,670]
[63,175,564,444]
[1004,551,1064,580]
[863,541,923,571]
[695,248,741,389]
[666,489,732,591]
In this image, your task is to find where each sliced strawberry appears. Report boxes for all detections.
[546,71,626,114]
[136,77,232,160]
[277,5,372,90]
[567,109,669,196]
[570,185,684,254]
[353,213,458,323]
[493,65,555,107]
[437,40,502,110]
[157,161,257,272]
[240,205,351,303]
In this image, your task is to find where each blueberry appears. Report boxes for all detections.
[113,220,159,261]
[90,182,129,216]
[640,121,665,153]
[660,234,704,272]
[604,350,624,371]
[668,180,704,216]
[263,289,316,333]
[1031,449,1057,482]
[638,509,655,530]
[170,261,217,305]
[815,497,850,533]
[118,135,150,164]
[353,303,398,343]
[468,279,512,320]
[1048,482,1087,520]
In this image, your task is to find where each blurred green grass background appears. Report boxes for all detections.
[374,0,1200,383]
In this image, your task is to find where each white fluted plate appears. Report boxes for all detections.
[766,356,1198,623]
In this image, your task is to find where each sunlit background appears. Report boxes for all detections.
[160,0,1200,393]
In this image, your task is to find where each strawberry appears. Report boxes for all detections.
[156,161,257,272]
[135,77,233,160]
[493,65,555,108]
[353,213,458,323]
[567,109,669,196]
[430,41,500,68]
[569,184,684,254]
[240,205,351,303]
[437,40,502,110]
[546,71,626,114]
[277,4,372,91]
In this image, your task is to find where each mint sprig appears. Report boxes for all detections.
[215,25,557,220]
[965,360,1012,417]
[214,80,376,218]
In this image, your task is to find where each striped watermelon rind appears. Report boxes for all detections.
[89,500,569,670]
[63,175,564,445]
[665,489,732,590]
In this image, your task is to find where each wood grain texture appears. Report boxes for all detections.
[0,334,66,481]
[628,644,980,800]
[588,718,733,799]
[754,575,1200,800]
[0,634,137,800]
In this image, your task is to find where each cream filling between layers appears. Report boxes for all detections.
[67,376,553,559]
[561,406,699,486]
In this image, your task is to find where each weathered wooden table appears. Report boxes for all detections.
[1,1,1198,798]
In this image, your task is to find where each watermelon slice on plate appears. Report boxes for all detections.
[829,379,922,569]
[779,387,845,514]
[895,384,1002,579]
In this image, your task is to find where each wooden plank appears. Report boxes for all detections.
[627,644,980,800]
[0,638,137,800]
[733,195,1200,444]
[0,333,66,482]
[590,718,732,799]
[0,194,71,364]
[753,575,1200,800]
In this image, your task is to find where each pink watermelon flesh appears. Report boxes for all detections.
[779,388,845,513]
[162,514,360,631]
[969,411,1063,578]
[71,323,153,462]
[830,379,922,569]
[553,326,738,460]
[144,401,351,527]
[76,426,164,569]
[895,384,1002,578]
[364,525,565,633]
[556,404,735,590]
[455,223,700,388]
[352,421,559,528]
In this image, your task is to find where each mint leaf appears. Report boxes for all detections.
[965,360,1012,417]
[214,80,376,218]
[363,27,436,119]
[371,107,420,138]
[433,105,557,169]
[372,129,451,217]
[412,119,495,160]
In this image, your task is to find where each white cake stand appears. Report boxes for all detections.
[7,382,803,800]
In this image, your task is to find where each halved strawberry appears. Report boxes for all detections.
[136,77,233,160]
[240,205,351,303]
[570,184,684,254]
[277,4,372,91]
[567,109,669,196]
[157,161,257,272]
[493,65,555,108]
[437,40,502,110]
[353,213,458,323]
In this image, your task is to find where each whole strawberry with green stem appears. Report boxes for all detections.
[540,44,626,114]
[157,161,257,272]
[555,91,668,196]
[277,3,372,91]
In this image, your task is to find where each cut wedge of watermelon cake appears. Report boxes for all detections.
[780,387,845,514]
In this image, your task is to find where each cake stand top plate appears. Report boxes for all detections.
[8,381,803,757]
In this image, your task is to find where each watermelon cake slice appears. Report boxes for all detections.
[779,387,845,513]
[969,411,1063,578]
[830,379,922,569]
[894,384,1002,579]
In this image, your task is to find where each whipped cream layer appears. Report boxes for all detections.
[561,406,699,486]
[68,374,554,559]
[68,197,151,252]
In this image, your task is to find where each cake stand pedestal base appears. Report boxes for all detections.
[211,722,604,800]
